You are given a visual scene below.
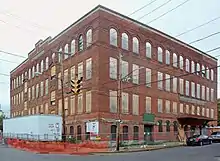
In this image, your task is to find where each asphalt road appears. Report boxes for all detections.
[1,143,220,161]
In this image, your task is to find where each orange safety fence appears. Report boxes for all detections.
[6,138,109,155]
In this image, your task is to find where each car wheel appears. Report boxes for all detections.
[210,140,212,144]
[200,141,203,146]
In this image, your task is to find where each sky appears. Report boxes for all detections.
[0,0,220,115]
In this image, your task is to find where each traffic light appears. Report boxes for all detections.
[70,77,83,95]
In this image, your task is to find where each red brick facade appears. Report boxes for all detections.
[10,5,218,141]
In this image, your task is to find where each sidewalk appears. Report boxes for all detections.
[91,142,185,155]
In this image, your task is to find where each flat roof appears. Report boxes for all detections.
[10,5,217,75]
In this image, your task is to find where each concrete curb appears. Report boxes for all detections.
[90,144,185,155]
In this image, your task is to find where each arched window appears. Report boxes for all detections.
[41,60,44,72]
[77,125,81,140]
[158,120,163,132]
[173,121,178,133]
[110,28,117,46]
[71,39,76,55]
[158,47,163,62]
[132,37,139,54]
[45,57,49,70]
[86,29,92,47]
[165,50,170,64]
[173,53,177,67]
[36,63,39,72]
[111,125,117,140]
[28,68,31,79]
[58,48,62,62]
[64,44,69,59]
[122,125,128,141]
[78,35,84,52]
[121,33,128,50]
[206,67,209,79]
[146,42,152,58]
[32,66,35,78]
[191,61,195,73]
[133,126,139,140]
[179,56,183,69]
[185,59,190,72]
[70,126,74,136]
[211,69,214,81]
[166,120,170,132]
[52,53,55,62]
[202,65,205,77]
[196,63,200,75]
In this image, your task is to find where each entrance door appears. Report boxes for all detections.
[144,125,153,142]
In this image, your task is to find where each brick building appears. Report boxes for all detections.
[10,5,218,141]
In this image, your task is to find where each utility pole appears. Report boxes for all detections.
[116,52,122,151]
[58,51,66,142]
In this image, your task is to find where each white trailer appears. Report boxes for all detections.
[3,115,62,141]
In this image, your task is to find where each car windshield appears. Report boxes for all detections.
[211,132,218,135]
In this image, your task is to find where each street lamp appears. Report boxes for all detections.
[116,53,144,151]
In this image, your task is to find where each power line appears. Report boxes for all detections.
[175,16,220,37]
[147,0,191,24]
[0,50,26,58]
[138,0,172,20]
[189,31,220,44]
[0,82,9,85]
[0,58,18,64]
[128,0,159,16]
[0,10,51,32]
[206,46,220,53]
[0,73,9,77]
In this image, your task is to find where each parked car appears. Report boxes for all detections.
[186,134,212,146]
[211,131,220,143]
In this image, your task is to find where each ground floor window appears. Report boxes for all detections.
[77,125,81,140]
[123,125,128,141]
[111,125,117,140]
[158,120,163,132]
[133,126,139,140]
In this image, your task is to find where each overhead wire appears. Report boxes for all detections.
[147,0,191,24]
[189,31,220,44]
[175,16,220,37]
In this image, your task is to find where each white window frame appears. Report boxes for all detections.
[132,37,139,54]
[110,28,117,46]
[86,29,92,47]
[165,74,170,91]
[146,68,151,87]
[132,64,139,84]
[179,56,183,70]
[157,47,163,63]
[165,50,170,64]
[173,53,178,67]
[146,42,152,58]
[109,57,117,79]
[86,58,92,80]
[157,72,163,90]
[122,33,128,50]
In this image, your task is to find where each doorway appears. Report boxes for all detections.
[144,125,153,143]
